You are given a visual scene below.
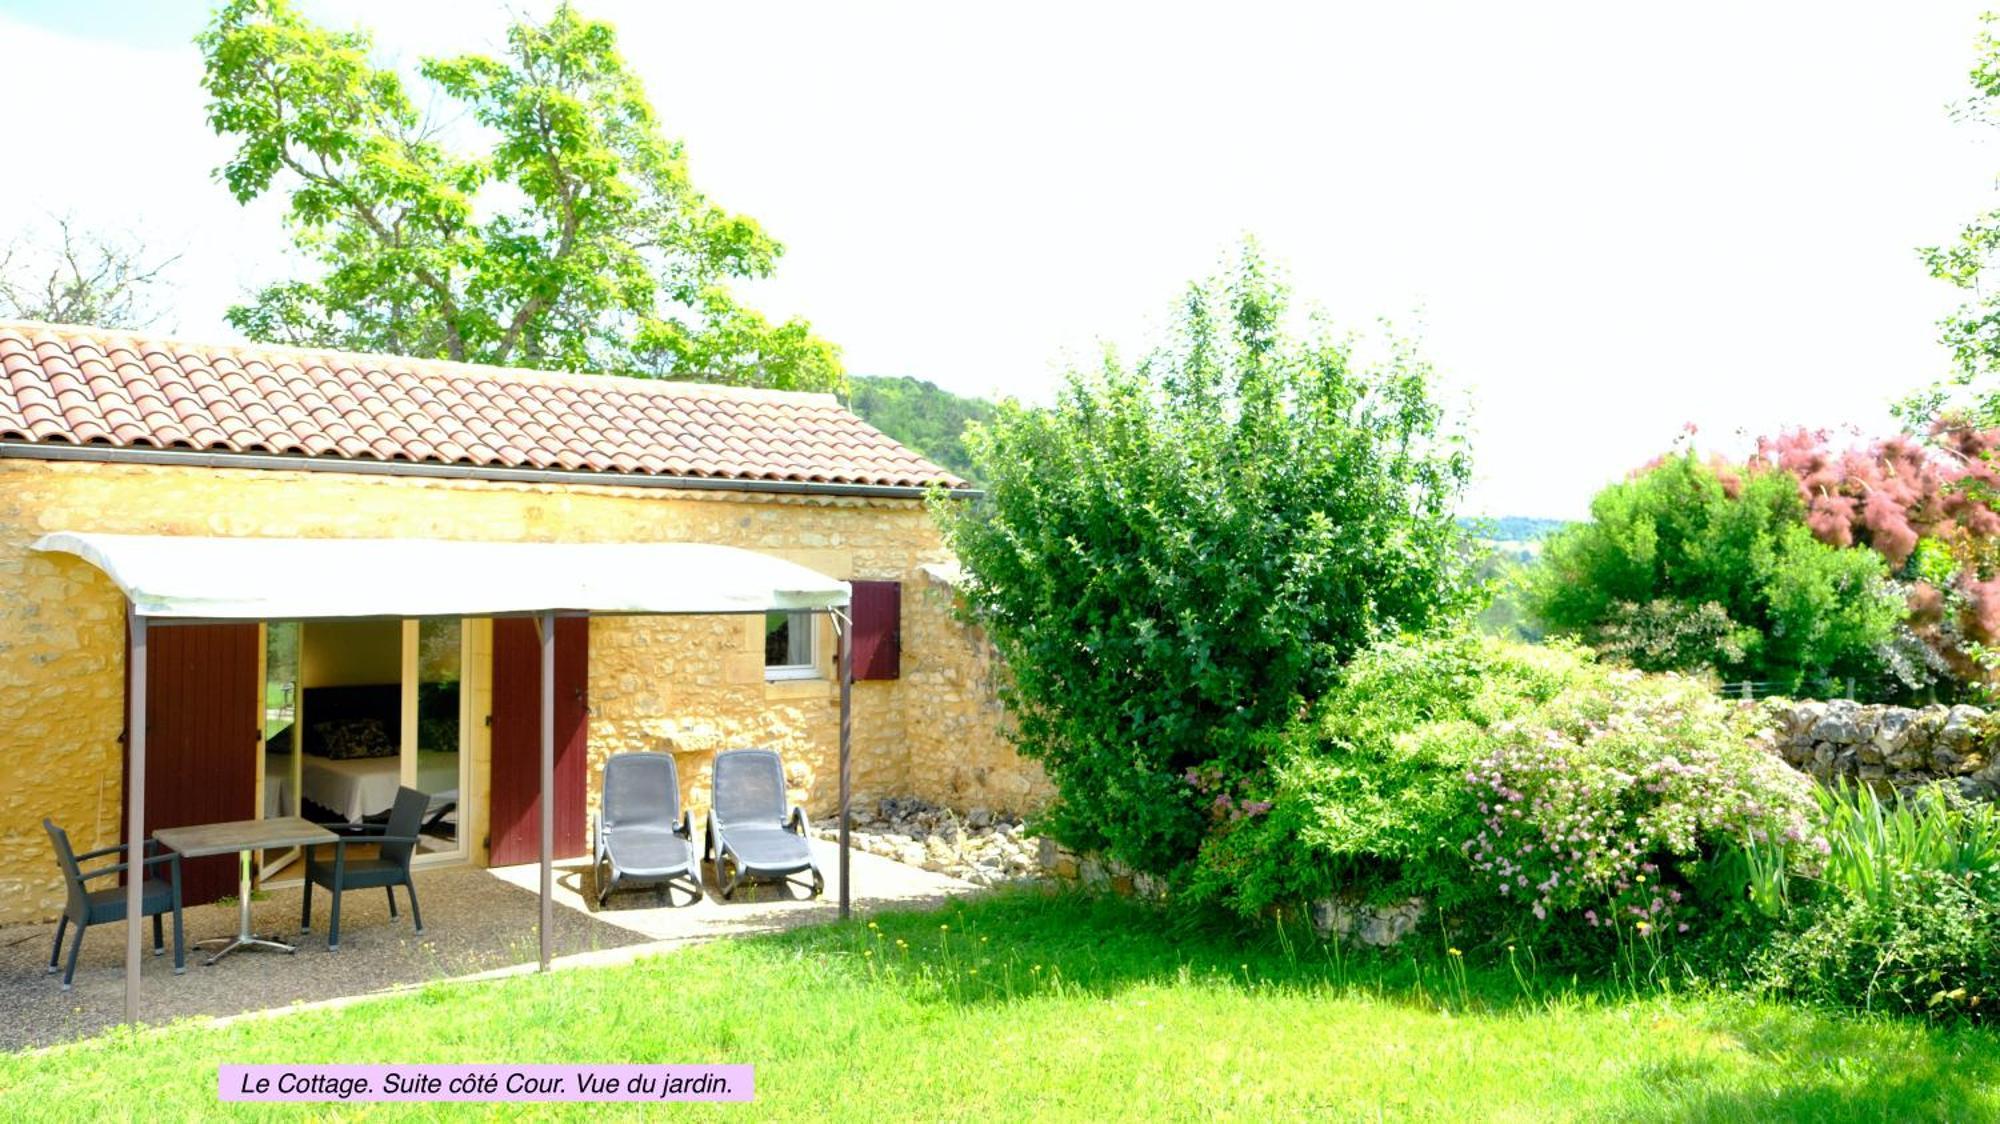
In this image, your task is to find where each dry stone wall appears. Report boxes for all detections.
[1765,698,2000,797]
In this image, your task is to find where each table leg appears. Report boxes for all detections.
[195,848,300,964]
[239,849,253,940]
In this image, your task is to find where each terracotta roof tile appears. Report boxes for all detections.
[0,322,967,490]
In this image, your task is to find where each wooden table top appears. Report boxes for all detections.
[154,817,339,858]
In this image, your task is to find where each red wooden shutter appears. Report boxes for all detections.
[850,580,901,681]
[125,623,260,906]
[488,617,590,866]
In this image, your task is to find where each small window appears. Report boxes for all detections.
[765,610,817,680]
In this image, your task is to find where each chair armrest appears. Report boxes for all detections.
[336,833,422,850]
[787,806,810,835]
[677,810,693,840]
[73,837,167,863]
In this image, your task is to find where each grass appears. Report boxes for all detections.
[4,889,2000,1121]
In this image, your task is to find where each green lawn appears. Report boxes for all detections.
[4,890,1999,1121]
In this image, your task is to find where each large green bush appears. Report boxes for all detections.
[1529,452,1903,692]
[939,246,1471,880]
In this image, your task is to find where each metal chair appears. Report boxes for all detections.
[594,752,701,906]
[42,819,184,989]
[301,786,427,951]
[703,749,824,899]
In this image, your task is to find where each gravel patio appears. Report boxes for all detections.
[0,840,968,1051]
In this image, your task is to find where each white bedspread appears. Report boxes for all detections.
[269,750,460,822]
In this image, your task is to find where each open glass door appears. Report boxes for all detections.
[258,621,303,881]
[412,618,467,862]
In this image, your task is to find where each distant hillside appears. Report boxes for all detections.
[847,375,996,484]
[1459,516,1570,543]
[1460,516,1570,565]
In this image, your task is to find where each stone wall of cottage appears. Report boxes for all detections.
[0,456,1045,925]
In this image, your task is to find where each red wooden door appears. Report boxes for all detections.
[125,623,260,906]
[489,617,589,866]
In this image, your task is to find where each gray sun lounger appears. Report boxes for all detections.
[594,752,701,906]
[703,748,824,900]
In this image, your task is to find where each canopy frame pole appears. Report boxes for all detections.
[837,609,853,920]
[125,606,146,1025]
[538,610,555,972]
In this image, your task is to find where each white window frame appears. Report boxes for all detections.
[764,609,820,681]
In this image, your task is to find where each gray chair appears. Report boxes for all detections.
[594,752,701,906]
[704,749,824,900]
[301,785,426,951]
[43,819,184,989]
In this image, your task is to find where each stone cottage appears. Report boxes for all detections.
[0,322,1047,924]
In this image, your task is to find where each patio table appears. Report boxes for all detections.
[153,817,339,965]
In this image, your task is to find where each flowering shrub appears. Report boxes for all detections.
[1464,672,1826,942]
[1184,633,1592,918]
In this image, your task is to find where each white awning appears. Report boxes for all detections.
[32,532,850,620]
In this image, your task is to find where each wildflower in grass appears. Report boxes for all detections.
[1448,948,1462,957]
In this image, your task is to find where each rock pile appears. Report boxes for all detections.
[812,796,1046,886]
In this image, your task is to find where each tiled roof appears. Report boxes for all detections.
[0,322,966,490]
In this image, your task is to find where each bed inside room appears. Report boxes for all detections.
[263,618,463,860]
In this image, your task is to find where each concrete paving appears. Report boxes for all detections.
[0,840,969,1051]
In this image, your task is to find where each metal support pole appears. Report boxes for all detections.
[539,611,555,972]
[125,607,146,1025]
[838,611,853,920]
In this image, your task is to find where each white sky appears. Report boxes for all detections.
[0,1,1995,517]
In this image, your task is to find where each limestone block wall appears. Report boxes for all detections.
[900,572,1051,814]
[0,456,1049,925]
[0,548,125,924]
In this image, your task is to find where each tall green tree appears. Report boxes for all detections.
[938,245,1472,879]
[1906,14,2000,426]
[199,0,842,392]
